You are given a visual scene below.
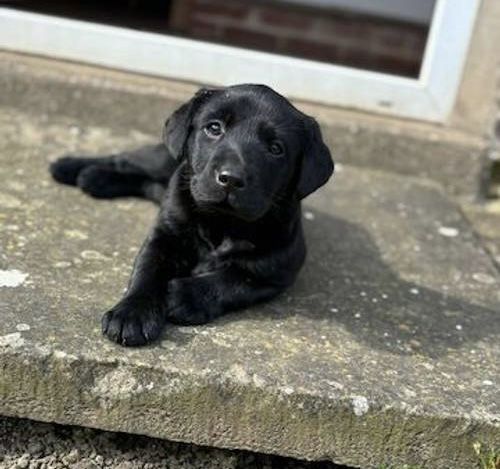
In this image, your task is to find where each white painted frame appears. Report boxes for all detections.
[0,0,480,122]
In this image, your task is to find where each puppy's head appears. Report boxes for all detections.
[164,84,334,221]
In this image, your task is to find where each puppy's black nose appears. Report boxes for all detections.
[216,170,245,191]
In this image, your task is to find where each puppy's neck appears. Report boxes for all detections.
[194,200,302,251]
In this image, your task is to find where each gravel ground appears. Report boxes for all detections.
[0,417,346,469]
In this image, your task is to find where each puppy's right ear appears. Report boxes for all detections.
[163,88,218,161]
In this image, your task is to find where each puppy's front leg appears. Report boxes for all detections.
[167,233,305,325]
[166,269,282,326]
[102,166,195,346]
[101,224,195,345]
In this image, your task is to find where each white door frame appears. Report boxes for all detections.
[0,0,480,122]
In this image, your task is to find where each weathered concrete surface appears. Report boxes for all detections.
[0,51,489,198]
[1,102,499,469]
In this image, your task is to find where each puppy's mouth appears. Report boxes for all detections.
[190,179,267,221]
[195,192,264,221]
[197,193,238,215]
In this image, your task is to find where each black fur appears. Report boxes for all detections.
[50,84,334,346]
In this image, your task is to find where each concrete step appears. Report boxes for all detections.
[0,63,499,469]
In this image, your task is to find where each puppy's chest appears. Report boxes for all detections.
[196,225,223,255]
[192,228,227,276]
[191,225,254,275]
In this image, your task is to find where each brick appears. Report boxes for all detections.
[282,38,342,64]
[375,25,426,49]
[374,54,421,77]
[281,36,421,77]
[223,26,277,51]
[317,16,365,37]
[194,0,248,20]
[258,7,313,30]
[174,0,424,78]
[188,18,221,41]
[169,0,197,31]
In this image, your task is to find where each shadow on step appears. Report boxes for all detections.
[210,211,499,359]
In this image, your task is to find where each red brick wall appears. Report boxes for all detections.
[169,0,428,77]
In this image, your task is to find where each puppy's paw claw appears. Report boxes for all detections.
[101,297,164,346]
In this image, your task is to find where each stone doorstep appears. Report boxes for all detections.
[0,104,499,469]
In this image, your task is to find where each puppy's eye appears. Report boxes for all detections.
[269,141,285,157]
[204,121,224,138]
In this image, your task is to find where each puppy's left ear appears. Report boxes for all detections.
[297,117,335,199]
[163,88,218,161]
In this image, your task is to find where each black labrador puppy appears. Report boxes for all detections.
[50,84,334,346]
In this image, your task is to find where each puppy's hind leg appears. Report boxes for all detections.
[75,166,166,203]
[50,143,175,203]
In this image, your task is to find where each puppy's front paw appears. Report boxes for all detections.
[49,156,93,186]
[101,296,165,346]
